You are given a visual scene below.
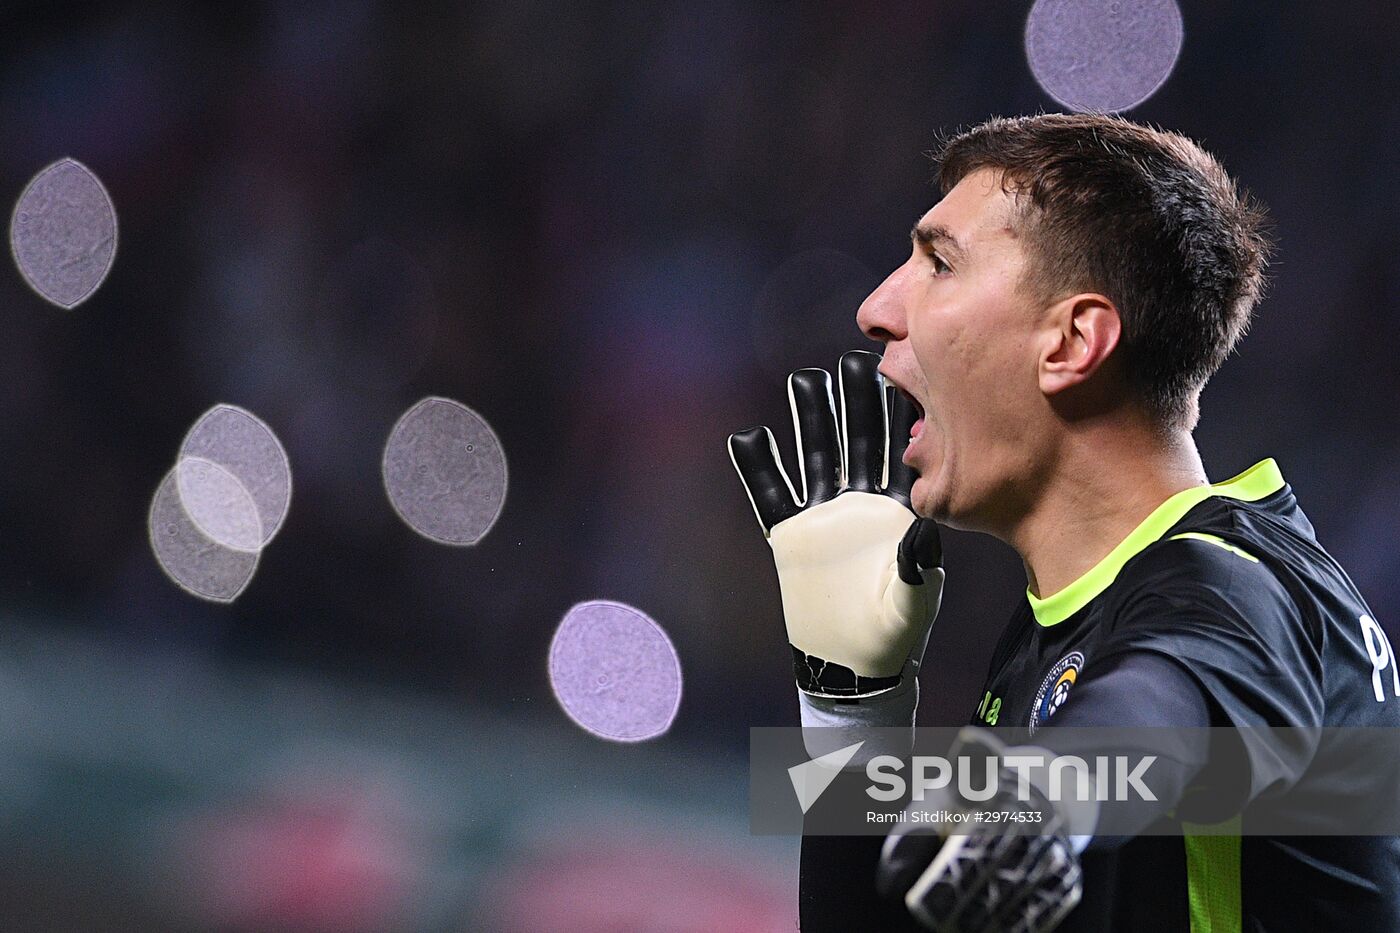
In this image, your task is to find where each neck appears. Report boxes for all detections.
[1010,423,1207,599]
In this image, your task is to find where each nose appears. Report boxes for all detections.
[856,263,909,345]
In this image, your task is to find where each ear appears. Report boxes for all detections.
[1037,294,1121,397]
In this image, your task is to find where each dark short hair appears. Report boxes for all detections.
[934,112,1275,431]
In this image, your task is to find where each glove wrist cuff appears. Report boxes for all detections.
[791,644,904,699]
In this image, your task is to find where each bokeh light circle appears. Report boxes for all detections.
[382,397,508,545]
[548,600,682,742]
[148,468,259,603]
[178,404,292,548]
[1025,0,1184,113]
[174,457,264,553]
[10,158,118,308]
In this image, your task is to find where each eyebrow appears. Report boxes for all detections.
[910,222,970,264]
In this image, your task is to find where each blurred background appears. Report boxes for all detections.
[0,1,1397,929]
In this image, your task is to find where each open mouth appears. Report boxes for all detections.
[880,369,926,445]
[896,387,924,419]
[895,387,926,440]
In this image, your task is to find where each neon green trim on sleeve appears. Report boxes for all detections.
[1026,459,1285,626]
[1182,817,1244,933]
[1168,532,1259,563]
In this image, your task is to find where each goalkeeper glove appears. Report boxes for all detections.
[877,727,1086,933]
[727,350,944,700]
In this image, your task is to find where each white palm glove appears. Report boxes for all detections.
[728,350,944,700]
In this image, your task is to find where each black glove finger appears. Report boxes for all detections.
[904,832,994,931]
[897,519,944,584]
[947,834,1004,932]
[989,835,1081,933]
[839,350,887,493]
[986,834,1059,933]
[884,384,920,506]
[787,368,842,507]
[965,837,1027,933]
[727,426,800,534]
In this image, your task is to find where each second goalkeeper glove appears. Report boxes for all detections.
[877,727,1086,933]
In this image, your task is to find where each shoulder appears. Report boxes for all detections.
[1112,524,1293,618]
[1097,531,1325,728]
[1100,523,1324,674]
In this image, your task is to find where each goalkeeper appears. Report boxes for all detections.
[728,112,1400,931]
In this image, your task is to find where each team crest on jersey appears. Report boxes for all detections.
[1030,651,1084,733]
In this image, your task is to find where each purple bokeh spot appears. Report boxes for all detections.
[10,158,117,309]
[174,456,264,553]
[548,600,682,742]
[147,468,259,603]
[179,404,292,548]
[1025,0,1184,113]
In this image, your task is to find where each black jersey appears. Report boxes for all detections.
[974,459,1400,931]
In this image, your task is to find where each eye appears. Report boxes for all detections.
[928,251,951,276]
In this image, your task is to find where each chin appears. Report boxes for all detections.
[911,463,968,527]
[908,476,946,522]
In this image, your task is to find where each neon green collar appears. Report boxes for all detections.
[1027,459,1286,627]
